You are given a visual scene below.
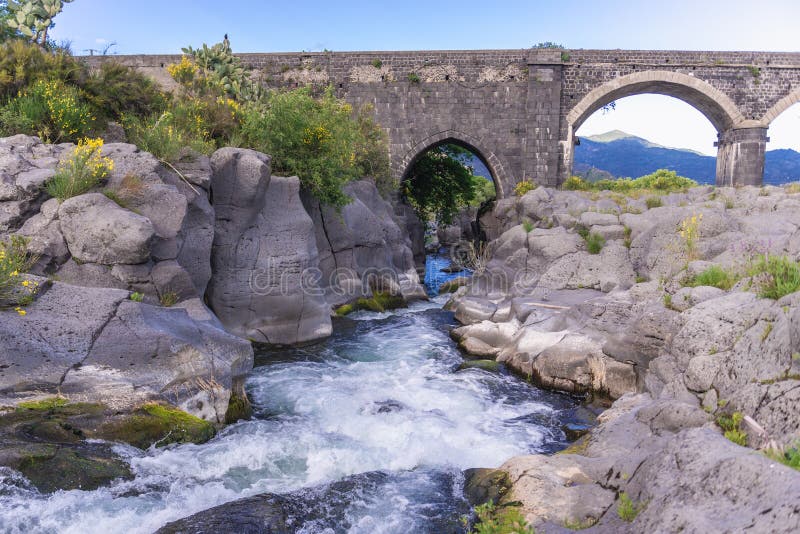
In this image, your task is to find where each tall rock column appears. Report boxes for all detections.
[207,148,332,345]
[715,127,768,186]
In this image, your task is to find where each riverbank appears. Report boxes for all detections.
[448,184,800,531]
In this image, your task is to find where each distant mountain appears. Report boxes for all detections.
[574,131,800,185]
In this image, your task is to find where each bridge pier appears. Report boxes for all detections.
[715,127,768,187]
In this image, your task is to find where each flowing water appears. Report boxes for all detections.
[0,256,583,534]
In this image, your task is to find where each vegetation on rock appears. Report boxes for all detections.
[686,265,738,290]
[467,501,535,534]
[45,137,114,200]
[563,169,697,194]
[0,235,38,311]
[334,291,407,316]
[748,254,800,299]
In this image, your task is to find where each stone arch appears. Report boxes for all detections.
[399,129,512,198]
[761,88,800,125]
[567,70,746,132]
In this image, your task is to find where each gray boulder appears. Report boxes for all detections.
[58,193,155,265]
[207,148,331,345]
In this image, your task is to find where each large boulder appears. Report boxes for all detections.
[302,180,426,305]
[207,148,331,345]
[0,281,253,424]
[58,193,155,264]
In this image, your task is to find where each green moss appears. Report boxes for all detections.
[17,445,132,493]
[557,436,590,456]
[765,442,800,470]
[99,402,215,449]
[563,517,598,530]
[17,397,69,411]
[459,360,501,372]
[335,291,407,316]
[439,277,469,294]
[224,392,252,424]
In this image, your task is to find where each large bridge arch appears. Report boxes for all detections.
[399,129,513,198]
[762,88,800,125]
[560,71,754,185]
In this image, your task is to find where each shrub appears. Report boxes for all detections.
[522,220,534,232]
[687,265,738,290]
[1,79,96,142]
[617,492,641,522]
[46,138,114,200]
[239,87,382,207]
[81,62,166,121]
[513,180,535,196]
[585,232,605,254]
[645,196,662,208]
[562,175,591,191]
[129,292,144,302]
[371,59,383,69]
[564,169,696,196]
[407,72,421,83]
[748,254,800,299]
[123,110,214,162]
[468,501,535,534]
[0,40,87,102]
[0,236,39,311]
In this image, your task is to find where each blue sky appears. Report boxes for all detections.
[49,0,800,154]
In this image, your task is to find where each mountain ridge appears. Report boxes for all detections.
[574,130,800,185]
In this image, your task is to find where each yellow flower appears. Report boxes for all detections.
[21,280,30,287]
[14,307,26,316]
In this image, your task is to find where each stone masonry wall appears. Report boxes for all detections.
[84,49,800,189]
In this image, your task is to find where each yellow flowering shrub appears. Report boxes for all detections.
[513,180,536,196]
[0,79,95,142]
[167,56,199,86]
[0,236,39,314]
[45,138,114,200]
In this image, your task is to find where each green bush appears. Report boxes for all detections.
[748,254,800,299]
[468,501,535,534]
[0,40,87,102]
[1,79,96,142]
[240,87,387,208]
[687,265,738,290]
[645,196,662,208]
[123,109,214,162]
[563,169,696,196]
[585,232,605,254]
[562,175,591,191]
[81,62,166,121]
[513,180,535,196]
[45,138,114,200]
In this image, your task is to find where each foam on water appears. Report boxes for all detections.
[0,298,578,534]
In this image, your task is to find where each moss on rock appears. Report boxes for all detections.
[224,392,252,424]
[458,359,501,372]
[16,443,133,493]
[335,291,407,316]
[98,402,216,449]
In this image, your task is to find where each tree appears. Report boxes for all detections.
[4,0,73,46]
[0,1,17,42]
[403,144,494,224]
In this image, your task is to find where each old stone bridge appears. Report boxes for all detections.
[90,48,800,196]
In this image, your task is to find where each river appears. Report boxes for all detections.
[0,255,582,534]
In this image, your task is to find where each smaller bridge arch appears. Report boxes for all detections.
[561,70,764,186]
[398,129,512,198]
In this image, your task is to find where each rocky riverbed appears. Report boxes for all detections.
[2,131,800,532]
[449,185,800,531]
